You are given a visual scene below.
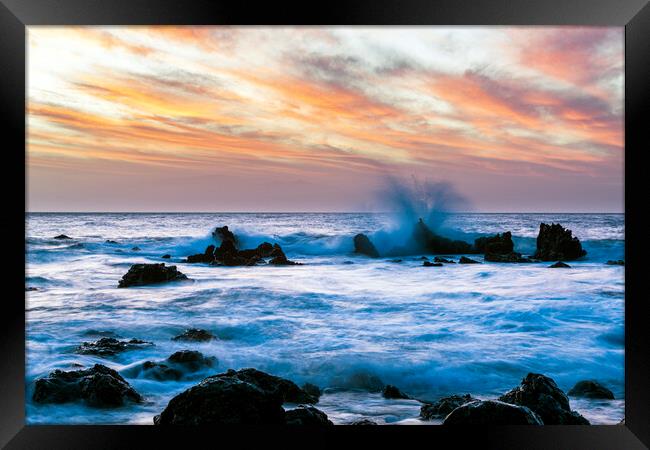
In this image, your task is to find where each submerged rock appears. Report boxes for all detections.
[420,394,477,420]
[606,260,624,266]
[499,373,590,425]
[53,234,72,240]
[105,240,119,244]
[534,223,586,261]
[353,233,380,258]
[349,419,378,425]
[335,372,385,393]
[382,385,410,399]
[285,405,333,425]
[167,350,217,371]
[474,232,514,255]
[434,256,455,263]
[485,252,531,263]
[118,263,188,288]
[75,337,153,356]
[423,261,443,267]
[125,351,217,381]
[33,364,142,407]
[443,400,543,425]
[133,362,183,381]
[549,261,571,268]
[25,287,38,292]
[459,256,480,264]
[131,246,141,251]
[172,328,216,342]
[161,254,171,259]
[568,380,615,400]
[413,219,474,254]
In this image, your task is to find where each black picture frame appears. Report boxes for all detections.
[1,0,648,448]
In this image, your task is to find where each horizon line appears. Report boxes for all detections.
[25,210,625,214]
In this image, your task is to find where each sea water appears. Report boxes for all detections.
[25,212,625,424]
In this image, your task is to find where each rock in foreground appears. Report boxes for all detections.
[534,223,586,261]
[33,364,142,407]
[221,368,318,404]
[285,405,333,425]
[420,394,477,420]
[443,400,543,425]
[568,380,615,400]
[118,263,188,288]
[353,233,380,258]
[499,373,589,424]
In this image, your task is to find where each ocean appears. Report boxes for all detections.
[25,212,625,425]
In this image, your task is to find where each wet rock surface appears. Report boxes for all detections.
[499,373,590,424]
[53,234,72,240]
[568,380,615,400]
[349,419,378,425]
[285,405,334,425]
[474,232,514,255]
[301,383,322,402]
[423,261,443,267]
[124,351,217,381]
[534,223,586,261]
[353,233,380,258]
[382,385,410,399]
[413,219,475,254]
[33,364,142,407]
[434,256,455,263]
[75,337,153,356]
[606,260,624,266]
[118,263,188,288]
[549,261,571,268]
[220,368,318,404]
[443,400,543,425]
[485,252,531,263]
[171,328,216,342]
[459,256,480,264]
[420,394,477,420]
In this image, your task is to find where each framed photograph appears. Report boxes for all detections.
[2,0,648,448]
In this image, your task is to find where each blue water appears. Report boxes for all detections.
[25,212,625,424]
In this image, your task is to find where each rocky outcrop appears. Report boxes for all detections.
[499,373,589,424]
[301,383,322,402]
[413,219,474,254]
[568,380,615,400]
[118,263,188,288]
[475,232,514,255]
[420,394,477,420]
[285,405,333,425]
[549,261,571,268]
[75,337,153,356]
[33,364,142,407]
[172,328,216,342]
[335,372,385,392]
[167,350,217,370]
[161,254,171,259]
[124,350,217,381]
[485,252,531,263]
[153,368,321,425]
[382,385,410,399]
[53,234,72,240]
[423,261,443,267]
[353,234,380,258]
[442,400,543,425]
[459,256,480,264]
[534,223,586,261]
[434,256,455,263]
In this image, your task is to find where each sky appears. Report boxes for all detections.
[27,26,624,212]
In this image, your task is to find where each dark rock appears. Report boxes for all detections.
[33,364,142,407]
[285,405,333,425]
[443,400,543,425]
[389,259,403,263]
[269,254,301,266]
[118,263,188,288]
[423,261,443,267]
[534,223,586,261]
[53,234,72,240]
[154,375,286,425]
[25,287,38,291]
[349,419,378,425]
[549,261,571,268]
[301,383,322,401]
[105,240,119,244]
[420,394,477,420]
[172,328,216,342]
[161,254,171,259]
[606,260,624,266]
[125,351,217,381]
[131,246,141,251]
[413,219,474,254]
[219,368,317,404]
[418,256,429,260]
[475,232,514,254]
[186,244,216,263]
[499,373,590,424]
[136,362,183,381]
[212,225,237,246]
[167,350,217,371]
[567,380,615,400]
[353,234,380,258]
[382,385,410,399]
[75,337,153,356]
[485,252,531,263]
[459,256,480,264]
[434,256,455,263]
[338,372,385,392]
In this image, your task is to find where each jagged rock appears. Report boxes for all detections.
[167,350,217,371]
[382,385,410,399]
[75,337,153,356]
[606,260,624,266]
[485,252,530,263]
[353,234,380,258]
[534,223,586,261]
[172,328,216,342]
[459,256,480,264]
[349,419,378,425]
[568,380,615,400]
[499,373,590,424]
[423,261,443,267]
[161,254,171,259]
[434,256,455,263]
[219,368,317,404]
[118,263,188,288]
[125,351,217,381]
[474,232,514,254]
[186,244,215,263]
[133,362,183,381]
[53,234,72,240]
[549,261,571,268]
[212,225,237,246]
[285,405,333,425]
[33,364,142,407]
[413,219,474,254]
[420,394,477,420]
[301,383,322,402]
[443,400,543,425]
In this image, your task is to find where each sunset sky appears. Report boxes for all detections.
[27,27,624,212]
